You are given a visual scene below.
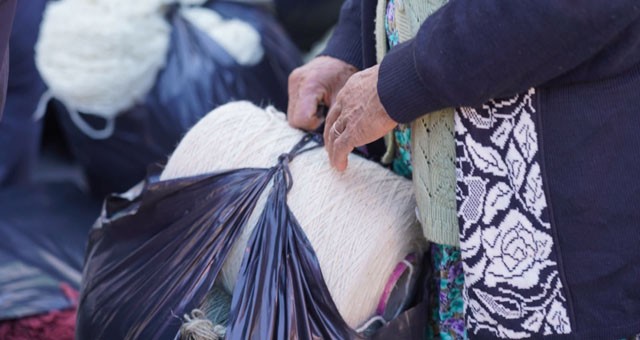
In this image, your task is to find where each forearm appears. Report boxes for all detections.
[378,0,640,123]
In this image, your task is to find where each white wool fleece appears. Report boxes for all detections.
[180,7,264,66]
[90,0,208,15]
[98,1,265,65]
[35,0,170,118]
[36,0,262,119]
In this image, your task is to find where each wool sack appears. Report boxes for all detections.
[35,0,171,118]
[35,0,301,196]
[35,0,265,119]
[161,101,426,328]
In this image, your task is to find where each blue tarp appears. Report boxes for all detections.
[0,182,101,320]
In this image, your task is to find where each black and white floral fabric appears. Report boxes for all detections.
[455,88,572,338]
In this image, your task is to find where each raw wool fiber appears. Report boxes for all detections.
[162,101,426,329]
[35,0,171,118]
[88,0,168,16]
[92,0,264,65]
[180,7,264,66]
[90,0,208,16]
[35,0,263,122]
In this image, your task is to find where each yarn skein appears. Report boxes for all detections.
[162,101,426,328]
[179,287,231,340]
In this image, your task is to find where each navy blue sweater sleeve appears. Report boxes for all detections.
[321,0,364,70]
[0,0,17,119]
[378,0,640,123]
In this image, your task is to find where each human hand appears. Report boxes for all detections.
[287,56,358,130]
[324,64,398,171]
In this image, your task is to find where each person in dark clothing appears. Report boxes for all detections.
[0,0,17,118]
[288,0,640,339]
[0,0,48,187]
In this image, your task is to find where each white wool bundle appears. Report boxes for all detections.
[35,0,170,118]
[90,0,208,15]
[89,0,168,16]
[180,7,264,66]
[36,0,263,121]
[161,102,426,328]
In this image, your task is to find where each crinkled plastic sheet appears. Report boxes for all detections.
[78,134,430,339]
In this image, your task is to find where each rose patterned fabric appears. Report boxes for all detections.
[454,89,572,338]
[386,1,466,339]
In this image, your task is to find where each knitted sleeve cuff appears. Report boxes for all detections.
[321,34,363,71]
[377,39,445,124]
[319,0,364,70]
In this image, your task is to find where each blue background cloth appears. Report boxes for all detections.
[0,0,47,187]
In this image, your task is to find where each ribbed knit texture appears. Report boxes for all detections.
[322,0,364,70]
[376,0,458,246]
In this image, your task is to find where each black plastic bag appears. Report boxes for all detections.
[78,134,359,339]
[371,255,432,340]
[55,1,302,197]
[226,151,353,340]
[0,182,101,320]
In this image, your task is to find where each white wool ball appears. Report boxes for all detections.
[180,7,224,27]
[161,102,425,328]
[36,0,171,118]
[181,7,264,66]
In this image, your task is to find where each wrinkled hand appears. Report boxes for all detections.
[324,64,397,171]
[287,56,358,130]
